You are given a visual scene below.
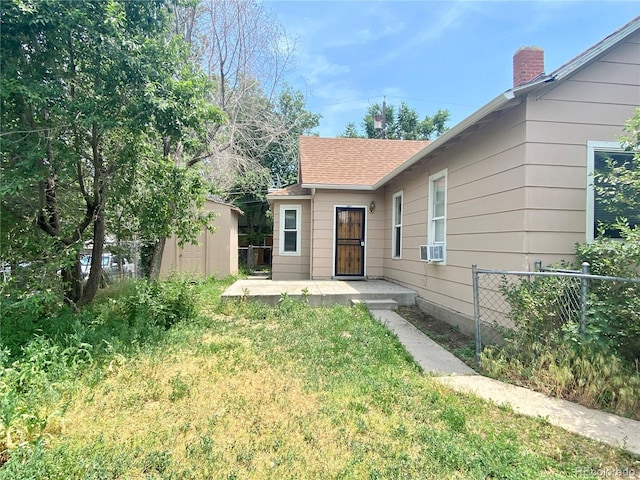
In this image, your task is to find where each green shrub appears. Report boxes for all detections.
[485,226,640,418]
[575,226,640,362]
[120,277,199,330]
[499,275,581,345]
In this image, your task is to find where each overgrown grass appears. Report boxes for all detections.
[1,279,638,478]
[478,269,640,420]
[481,342,640,420]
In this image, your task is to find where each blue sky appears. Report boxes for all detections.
[265,1,639,137]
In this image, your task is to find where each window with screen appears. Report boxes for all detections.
[279,205,301,255]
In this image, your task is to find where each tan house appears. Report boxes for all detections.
[267,16,640,330]
[160,199,242,279]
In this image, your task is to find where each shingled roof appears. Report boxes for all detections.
[266,183,311,198]
[299,136,430,189]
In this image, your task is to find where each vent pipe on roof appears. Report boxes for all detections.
[513,46,544,87]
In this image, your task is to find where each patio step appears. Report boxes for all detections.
[221,279,417,307]
[351,298,399,311]
[248,273,271,280]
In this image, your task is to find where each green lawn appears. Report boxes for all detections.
[1,279,637,479]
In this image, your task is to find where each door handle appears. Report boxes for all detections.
[360,240,365,247]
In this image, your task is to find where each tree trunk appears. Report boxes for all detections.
[62,251,83,306]
[146,136,172,281]
[148,236,166,280]
[78,209,106,307]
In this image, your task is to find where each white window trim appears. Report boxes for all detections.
[279,204,301,256]
[392,191,403,259]
[586,141,624,242]
[427,168,447,264]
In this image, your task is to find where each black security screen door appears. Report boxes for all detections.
[335,207,365,276]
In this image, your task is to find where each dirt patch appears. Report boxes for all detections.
[397,305,477,366]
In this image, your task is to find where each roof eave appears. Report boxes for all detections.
[301,183,376,191]
[373,91,518,189]
[266,194,312,204]
[205,197,244,215]
[374,16,640,190]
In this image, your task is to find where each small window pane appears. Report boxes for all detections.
[394,196,402,222]
[283,231,297,252]
[594,150,638,238]
[434,177,446,217]
[434,219,445,243]
[394,226,401,257]
[284,210,297,230]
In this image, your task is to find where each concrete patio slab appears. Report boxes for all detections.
[221,279,417,307]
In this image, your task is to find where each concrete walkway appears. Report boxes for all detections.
[372,310,640,456]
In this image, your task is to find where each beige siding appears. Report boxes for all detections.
[311,190,385,279]
[160,200,240,279]
[524,30,640,261]
[381,32,640,321]
[384,104,529,318]
[268,30,640,325]
[271,199,311,280]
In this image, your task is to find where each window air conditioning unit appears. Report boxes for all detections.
[419,244,444,262]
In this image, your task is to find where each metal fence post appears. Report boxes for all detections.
[472,264,482,362]
[534,259,542,272]
[248,245,254,271]
[580,262,590,333]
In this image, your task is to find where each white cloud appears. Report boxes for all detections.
[371,1,473,66]
[293,51,351,91]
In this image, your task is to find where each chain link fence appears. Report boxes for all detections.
[472,263,640,364]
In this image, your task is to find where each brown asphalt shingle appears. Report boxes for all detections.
[266,184,311,197]
[300,136,430,187]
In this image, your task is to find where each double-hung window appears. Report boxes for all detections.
[279,205,301,255]
[428,169,447,262]
[587,142,638,241]
[392,191,403,258]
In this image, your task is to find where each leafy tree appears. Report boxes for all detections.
[339,122,364,139]
[1,0,223,305]
[592,108,640,232]
[349,101,450,140]
[229,84,320,246]
[262,85,321,187]
[144,0,308,271]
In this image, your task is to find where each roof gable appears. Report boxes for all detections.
[299,136,429,189]
[266,183,311,200]
[546,14,640,84]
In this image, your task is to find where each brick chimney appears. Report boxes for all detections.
[513,46,544,88]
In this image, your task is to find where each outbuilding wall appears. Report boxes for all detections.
[161,200,240,279]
